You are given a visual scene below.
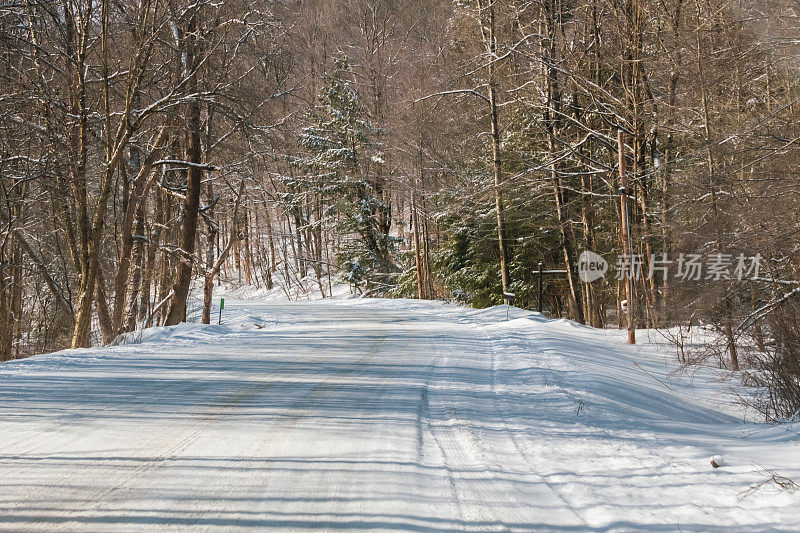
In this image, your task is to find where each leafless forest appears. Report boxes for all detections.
[1,0,799,417]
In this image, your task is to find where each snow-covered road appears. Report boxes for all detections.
[0,299,797,531]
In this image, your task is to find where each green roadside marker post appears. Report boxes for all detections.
[219,298,225,325]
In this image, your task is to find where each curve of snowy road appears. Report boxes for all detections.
[0,298,798,531]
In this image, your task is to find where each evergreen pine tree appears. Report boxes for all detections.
[297,54,396,293]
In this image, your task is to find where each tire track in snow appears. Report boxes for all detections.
[481,322,719,529]
[0,365,212,458]
[477,322,591,528]
[81,380,269,505]
[417,376,468,527]
[0,363,250,505]
[418,322,514,532]
[82,321,391,521]
[423,309,589,530]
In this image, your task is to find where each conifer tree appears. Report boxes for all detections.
[297,55,396,293]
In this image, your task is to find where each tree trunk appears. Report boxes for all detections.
[483,0,511,294]
[695,1,738,370]
[542,0,584,324]
[201,178,217,324]
[95,267,114,344]
[125,205,146,332]
[163,120,202,324]
[411,189,426,300]
[164,11,203,327]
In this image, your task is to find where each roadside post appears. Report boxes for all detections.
[503,292,515,320]
[219,298,225,325]
[535,265,569,315]
[538,262,543,313]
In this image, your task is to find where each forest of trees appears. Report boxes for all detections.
[2,0,800,419]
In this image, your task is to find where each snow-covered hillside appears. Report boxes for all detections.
[0,298,797,531]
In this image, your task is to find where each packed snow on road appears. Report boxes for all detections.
[0,297,798,531]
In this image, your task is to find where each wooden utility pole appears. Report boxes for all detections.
[618,130,636,344]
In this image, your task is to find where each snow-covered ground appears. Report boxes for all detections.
[0,297,798,531]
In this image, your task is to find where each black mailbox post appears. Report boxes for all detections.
[503,292,515,320]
